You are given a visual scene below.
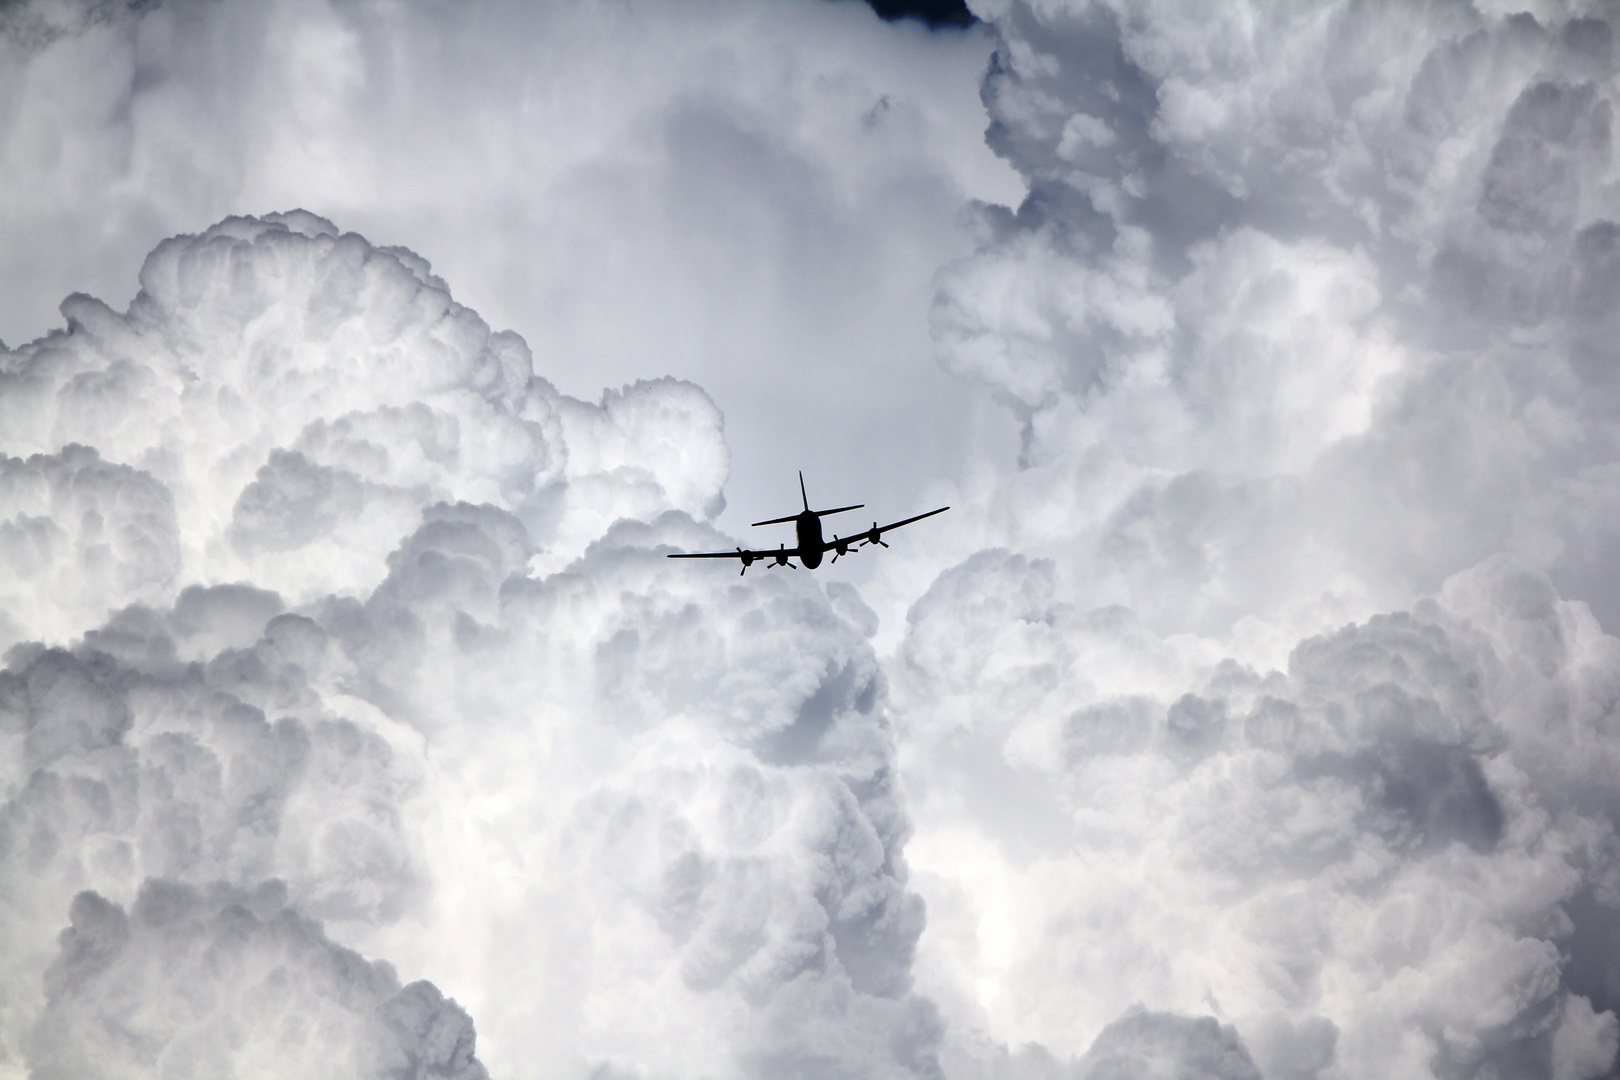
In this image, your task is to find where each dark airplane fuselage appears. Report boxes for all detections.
[797,511,825,569]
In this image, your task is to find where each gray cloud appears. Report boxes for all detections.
[13,1,1620,1079]
[931,0,1620,628]
[1075,1009,1263,1080]
[902,3,1620,1077]
[0,445,179,645]
[31,880,486,1080]
[0,210,730,644]
[2,509,936,1077]
[901,552,1620,1078]
[0,0,1023,541]
[0,209,938,1075]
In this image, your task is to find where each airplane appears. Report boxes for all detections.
[667,472,948,574]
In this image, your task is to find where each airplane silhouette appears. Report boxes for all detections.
[668,472,948,574]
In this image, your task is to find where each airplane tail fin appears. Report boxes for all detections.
[749,473,862,525]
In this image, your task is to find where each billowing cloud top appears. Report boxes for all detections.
[935,0,1620,639]
[9,2,1620,1080]
[903,3,1620,1080]
[1,212,934,1079]
[1,211,728,645]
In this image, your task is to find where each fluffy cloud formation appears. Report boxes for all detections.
[0,211,726,644]
[32,882,485,1080]
[904,2,1620,1077]
[934,0,1620,634]
[901,553,1620,1079]
[0,0,1021,533]
[12,1,1620,1079]
[1,594,447,1076]
[1,215,935,1078]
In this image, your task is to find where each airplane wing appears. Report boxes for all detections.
[666,546,801,574]
[822,505,949,551]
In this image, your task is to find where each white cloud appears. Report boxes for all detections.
[905,2,1620,1077]
[0,212,936,1078]
[901,555,1620,1079]
[0,211,728,643]
[0,0,1024,539]
[31,881,487,1080]
[934,0,1620,630]
[12,1,1620,1079]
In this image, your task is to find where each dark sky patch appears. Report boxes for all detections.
[861,0,975,29]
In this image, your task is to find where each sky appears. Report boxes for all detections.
[5,1,1620,1079]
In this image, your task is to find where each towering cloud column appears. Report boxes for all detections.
[901,3,1620,1078]
[1,213,939,1078]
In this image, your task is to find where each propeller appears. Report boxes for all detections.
[831,536,853,563]
[738,548,754,576]
[770,544,797,569]
[862,523,889,549]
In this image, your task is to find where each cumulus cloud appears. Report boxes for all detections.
[335,504,937,1077]
[0,445,179,647]
[0,583,437,1071]
[901,553,1620,1078]
[0,0,1023,534]
[901,2,1620,1078]
[14,2,1620,1080]
[32,881,486,1080]
[1,212,936,1077]
[0,211,727,643]
[931,0,1620,631]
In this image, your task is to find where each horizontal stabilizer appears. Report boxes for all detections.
[751,503,864,526]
